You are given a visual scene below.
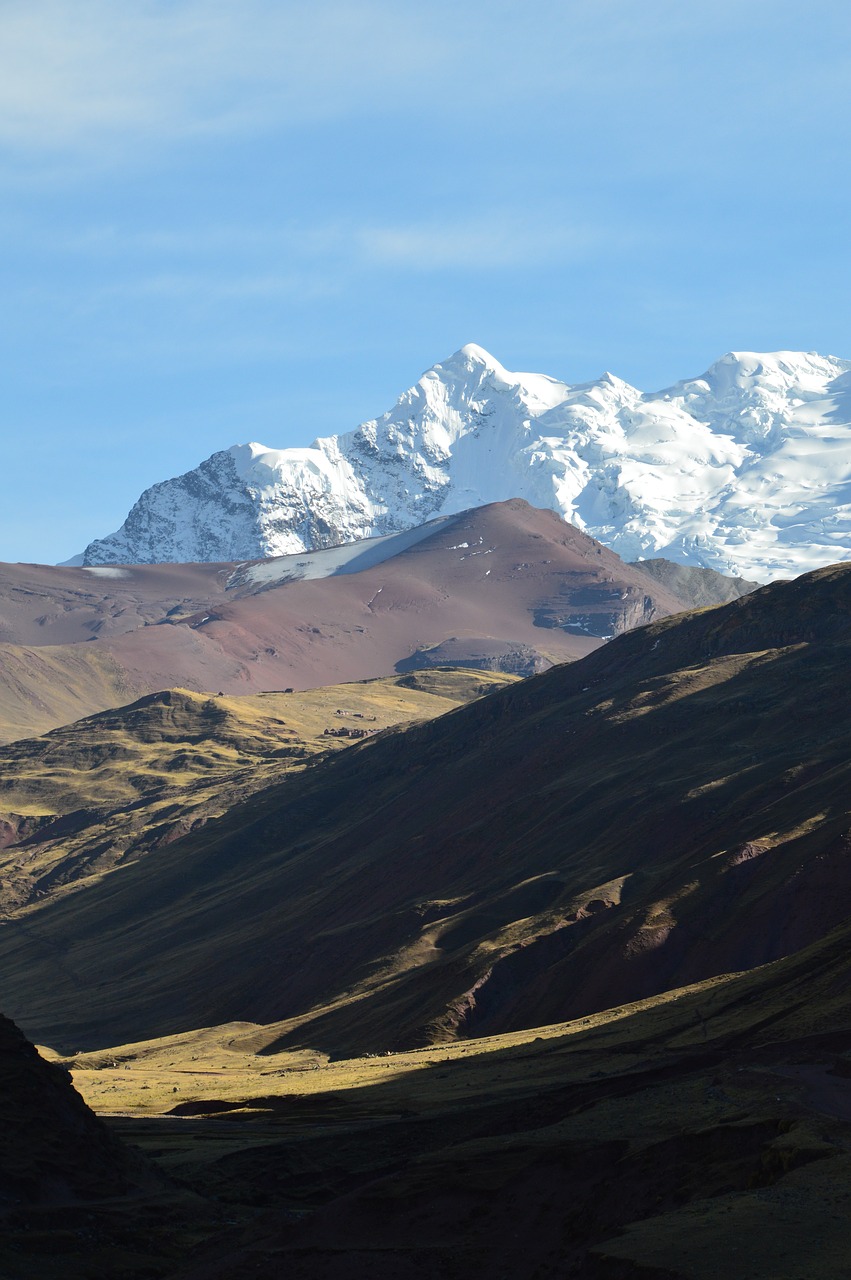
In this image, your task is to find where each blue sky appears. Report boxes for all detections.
[2,0,850,563]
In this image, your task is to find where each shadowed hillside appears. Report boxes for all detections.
[629,556,760,607]
[42,920,851,1280]
[0,1012,198,1279]
[0,1012,145,1205]
[1,563,849,1056]
[165,921,851,1280]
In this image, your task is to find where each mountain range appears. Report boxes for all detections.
[72,344,851,582]
[5,343,851,1277]
[3,559,848,1057]
[2,500,749,743]
[2,531,850,1277]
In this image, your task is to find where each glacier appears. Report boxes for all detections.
[75,343,851,581]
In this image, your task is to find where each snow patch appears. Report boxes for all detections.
[229,514,455,591]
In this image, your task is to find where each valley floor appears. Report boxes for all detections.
[10,945,851,1280]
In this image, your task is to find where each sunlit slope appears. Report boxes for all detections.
[53,921,851,1280]
[2,564,850,1054]
[0,500,686,743]
[0,641,143,744]
[0,669,513,913]
[52,917,851,1117]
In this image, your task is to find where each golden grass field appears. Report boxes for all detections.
[0,669,515,914]
[32,926,851,1279]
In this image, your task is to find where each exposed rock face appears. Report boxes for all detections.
[532,584,663,637]
[81,450,259,566]
[74,344,851,581]
[396,638,552,678]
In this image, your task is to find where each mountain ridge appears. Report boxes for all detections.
[0,501,693,742]
[2,558,848,1054]
[74,344,851,580]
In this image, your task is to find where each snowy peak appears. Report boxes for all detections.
[430,342,537,388]
[437,341,503,371]
[699,348,851,391]
[657,349,851,453]
[404,344,572,423]
[76,345,851,582]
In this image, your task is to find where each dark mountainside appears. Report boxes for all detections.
[1,563,849,1058]
[0,1012,143,1205]
[0,1012,192,1279]
[2,563,851,1277]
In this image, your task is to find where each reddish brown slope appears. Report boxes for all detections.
[0,502,685,740]
[0,560,230,646]
[103,500,685,688]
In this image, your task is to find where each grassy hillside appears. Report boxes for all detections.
[1,565,849,1056]
[0,640,142,744]
[0,669,514,913]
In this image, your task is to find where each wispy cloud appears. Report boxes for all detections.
[104,270,341,302]
[1,0,847,175]
[354,218,596,270]
[30,214,601,276]
[0,0,452,154]
[32,223,342,259]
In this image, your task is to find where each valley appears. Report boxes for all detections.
[1,506,849,1278]
[16,931,851,1279]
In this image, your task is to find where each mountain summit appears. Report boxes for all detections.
[75,346,851,580]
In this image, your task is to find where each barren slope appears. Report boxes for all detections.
[1,564,849,1054]
[0,500,685,742]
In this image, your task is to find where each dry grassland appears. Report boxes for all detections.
[0,669,515,913]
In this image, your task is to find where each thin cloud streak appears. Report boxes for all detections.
[4,0,846,165]
[0,1,454,154]
[23,215,602,273]
[355,219,597,270]
[103,271,342,302]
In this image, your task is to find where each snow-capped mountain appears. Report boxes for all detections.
[75,344,851,580]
